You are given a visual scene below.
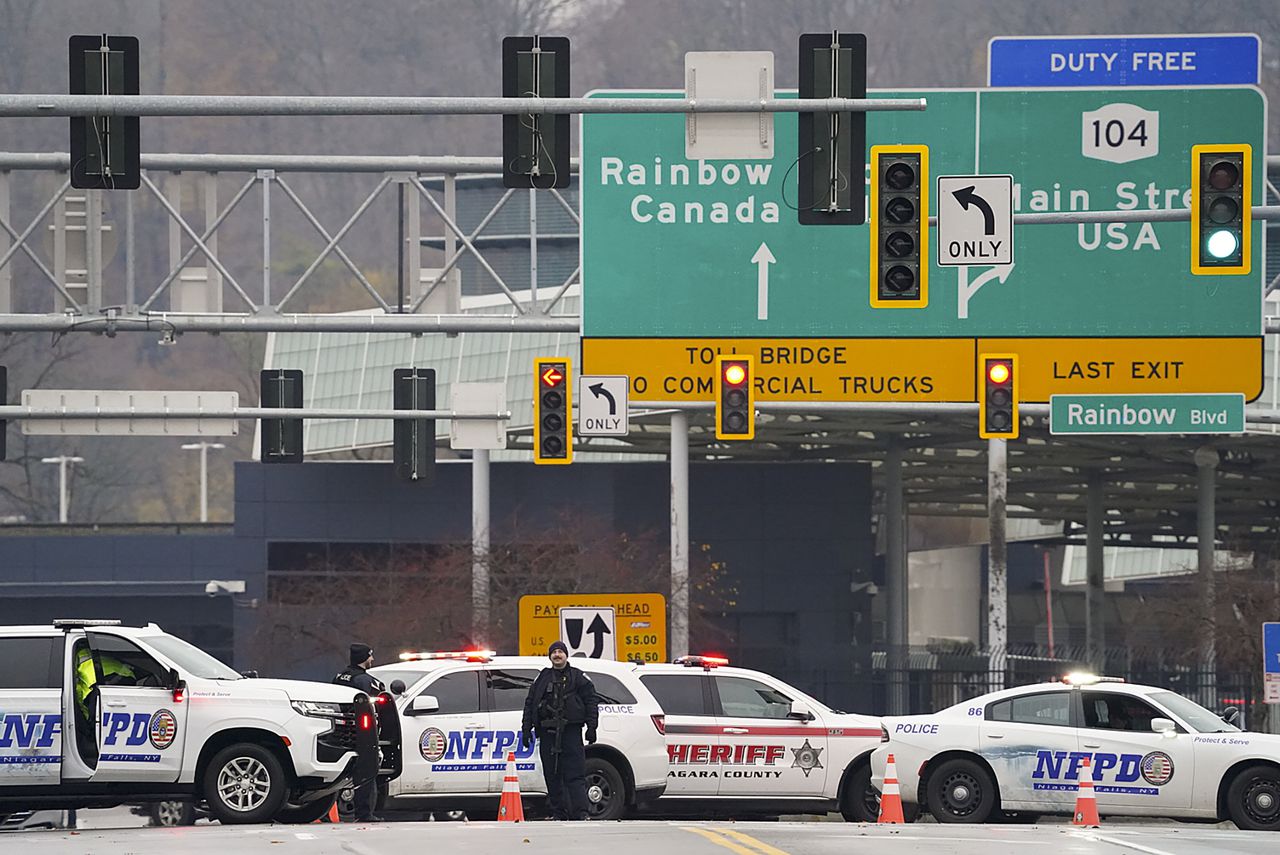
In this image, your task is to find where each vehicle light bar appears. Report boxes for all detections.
[398,649,496,662]
[1061,672,1125,686]
[53,619,124,629]
[674,655,730,670]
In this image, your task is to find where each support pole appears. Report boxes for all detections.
[1195,446,1219,702]
[885,443,907,715]
[670,411,689,660]
[472,449,491,646]
[1085,470,1105,670]
[987,438,1007,691]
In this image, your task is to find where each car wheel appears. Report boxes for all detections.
[841,765,881,822]
[926,758,997,823]
[1227,765,1280,831]
[585,757,627,820]
[150,800,197,827]
[202,742,289,825]
[273,796,337,824]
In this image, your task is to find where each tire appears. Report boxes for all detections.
[150,800,197,827]
[1227,765,1280,831]
[584,757,627,820]
[841,765,881,823]
[273,795,337,825]
[926,758,998,824]
[202,742,289,825]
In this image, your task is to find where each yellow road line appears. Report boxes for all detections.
[679,826,791,855]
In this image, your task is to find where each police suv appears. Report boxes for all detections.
[632,656,885,821]
[0,620,384,825]
[370,652,668,819]
[871,673,1280,830]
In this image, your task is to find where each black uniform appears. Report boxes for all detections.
[333,662,385,820]
[522,664,599,820]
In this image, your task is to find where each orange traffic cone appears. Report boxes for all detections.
[878,753,906,823]
[315,798,341,823]
[497,751,525,822]
[1073,756,1100,827]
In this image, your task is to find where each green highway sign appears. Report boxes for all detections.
[581,87,1263,339]
[1049,393,1245,435]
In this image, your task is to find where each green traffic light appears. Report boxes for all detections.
[1206,229,1240,260]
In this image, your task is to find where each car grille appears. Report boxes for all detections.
[317,702,359,763]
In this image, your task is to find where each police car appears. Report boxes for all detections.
[369,652,668,819]
[630,656,885,821]
[871,673,1280,830]
[0,620,387,825]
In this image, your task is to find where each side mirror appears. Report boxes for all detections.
[1222,706,1241,726]
[409,694,440,716]
[390,679,407,696]
[240,670,259,679]
[167,667,181,690]
[1151,717,1176,737]
[788,700,815,722]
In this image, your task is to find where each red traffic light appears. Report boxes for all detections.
[987,360,1011,385]
[723,361,747,386]
[540,364,565,387]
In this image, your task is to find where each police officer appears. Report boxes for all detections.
[521,641,599,820]
[334,643,385,822]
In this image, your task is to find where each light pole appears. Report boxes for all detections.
[181,442,225,522]
[40,455,85,523]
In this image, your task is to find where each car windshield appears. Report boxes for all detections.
[142,634,242,680]
[1149,690,1240,733]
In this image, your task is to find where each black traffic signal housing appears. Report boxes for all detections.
[393,368,436,483]
[978,354,1018,440]
[1191,144,1251,275]
[260,369,304,463]
[502,36,570,189]
[797,32,867,225]
[69,35,141,190]
[870,144,929,308]
[533,358,572,464]
[715,356,755,441]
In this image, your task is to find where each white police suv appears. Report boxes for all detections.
[0,620,386,825]
[871,673,1280,830]
[369,652,667,819]
[631,656,885,821]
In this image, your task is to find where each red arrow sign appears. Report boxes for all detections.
[540,364,565,387]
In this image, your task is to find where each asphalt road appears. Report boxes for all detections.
[10,821,1279,855]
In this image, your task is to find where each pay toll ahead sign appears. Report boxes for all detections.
[519,593,666,664]
[580,87,1264,403]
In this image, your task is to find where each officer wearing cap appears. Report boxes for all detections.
[521,640,599,820]
[334,643,385,821]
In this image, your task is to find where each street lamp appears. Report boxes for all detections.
[181,442,226,522]
[40,455,85,523]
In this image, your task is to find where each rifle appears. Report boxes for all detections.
[538,678,569,775]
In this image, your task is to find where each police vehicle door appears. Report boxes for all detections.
[980,689,1078,811]
[1078,691,1193,809]
[400,670,490,794]
[484,668,543,795]
[0,634,65,787]
[713,674,826,797]
[639,673,720,795]
[85,632,188,783]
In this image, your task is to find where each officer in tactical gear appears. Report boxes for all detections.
[73,646,136,762]
[521,640,599,820]
[334,643,385,821]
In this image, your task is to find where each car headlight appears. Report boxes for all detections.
[291,700,346,718]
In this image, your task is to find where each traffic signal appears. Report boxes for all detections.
[1191,144,1251,275]
[393,368,436,483]
[533,358,572,464]
[69,35,141,190]
[260,369,303,463]
[870,144,928,308]
[715,356,754,440]
[797,32,867,225]
[502,36,570,189]
[978,354,1018,440]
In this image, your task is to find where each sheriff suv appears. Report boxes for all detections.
[0,620,385,825]
[370,652,667,819]
[633,656,885,821]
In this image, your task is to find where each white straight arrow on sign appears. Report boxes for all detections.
[752,242,776,320]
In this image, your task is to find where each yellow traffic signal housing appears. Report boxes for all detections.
[1191,144,1251,276]
[714,356,755,440]
[978,353,1019,440]
[870,144,929,308]
[533,357,573,464]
